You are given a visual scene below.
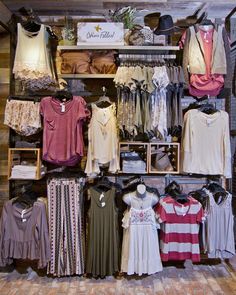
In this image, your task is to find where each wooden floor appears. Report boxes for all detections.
[1,260,236,295]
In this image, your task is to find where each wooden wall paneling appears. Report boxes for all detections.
[0,33,10,212]
[0,1,11,28]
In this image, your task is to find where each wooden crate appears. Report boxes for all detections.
[148,142,180,174]
[118,142,149,174]
[8,148,43,180]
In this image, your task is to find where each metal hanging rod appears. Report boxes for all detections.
[118,54,176,61]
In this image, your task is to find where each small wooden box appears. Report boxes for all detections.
[148,142,180,174]
[119,142,149,174]
[8,148,44,180]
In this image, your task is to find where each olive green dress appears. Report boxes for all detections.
[86,187,120,277]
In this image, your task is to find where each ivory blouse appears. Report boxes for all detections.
[85,103,119,177]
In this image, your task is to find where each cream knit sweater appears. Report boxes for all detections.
[181,109,231,178]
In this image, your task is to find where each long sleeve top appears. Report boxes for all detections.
[0,200,51,269]
[181,109,231,178]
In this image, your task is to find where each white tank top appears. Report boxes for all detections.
[13,23,52,79]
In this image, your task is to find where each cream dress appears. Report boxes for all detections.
[121,192,163,275]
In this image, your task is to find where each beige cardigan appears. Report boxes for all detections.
[182,24,232,89]
[188,25,226,75]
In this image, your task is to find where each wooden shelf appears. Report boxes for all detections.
[149,142,180,174]
[59,74,116,79]
[57,45,180,51]
[119,142,149,174]
[118,142,180,175]
[8,148,44,180]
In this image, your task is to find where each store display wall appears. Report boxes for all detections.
[0,32,9,212]
[0,2,233,277]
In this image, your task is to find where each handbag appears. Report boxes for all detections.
[151,148,174,171]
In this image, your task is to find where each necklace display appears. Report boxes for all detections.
[138,195,145,209]
[99,192,106,207]
[136,184,146,209]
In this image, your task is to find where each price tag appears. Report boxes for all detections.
[60,103,65,113]
[206,118,211,126]
[99,193,104,201]
[21,209,27,222]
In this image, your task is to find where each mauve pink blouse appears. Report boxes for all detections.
[40,96,90,166]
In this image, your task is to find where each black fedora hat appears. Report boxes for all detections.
[154,15,178,35]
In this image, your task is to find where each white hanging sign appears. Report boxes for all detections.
[77,22,124,45]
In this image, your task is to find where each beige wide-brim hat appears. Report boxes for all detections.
[144,12,161,30]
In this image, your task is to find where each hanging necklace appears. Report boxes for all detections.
[99,192,106,207]
[140,198,144,209]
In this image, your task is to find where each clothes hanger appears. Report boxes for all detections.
[123,176,143,187]
[175,193,188,202]
[206,182,227,195]
[122,176,160,197]
[198,14,215,32]
[199,18,214,27]
[12,190,37,209]
[54,89,73,102]
[189,189,208,207]
[164,181,188,203]
[93,176,122,193]
[8,95,41,103]
[12,197,32,209]
[198,102,218,114]
[94,181,112,193]
[165,181,181,196]
[22,19,41,33]
[197,95,218,114]
[94,87,112,107]
[204,182,228,205]
[20,8,58,38]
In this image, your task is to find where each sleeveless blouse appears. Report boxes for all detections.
[203,189,235,259]
[13,23,56,90]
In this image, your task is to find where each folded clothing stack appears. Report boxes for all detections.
[121,151,146,173]
[122,160,146,173]
[11,165,46,179]
[61,50,117,74]
[15,141,41,148]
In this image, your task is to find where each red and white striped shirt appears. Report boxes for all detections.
[156,196,205,262]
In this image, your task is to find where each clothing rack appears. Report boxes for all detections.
[194,96,218,109]
[118,54,176,62]
[7,95,43,102]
